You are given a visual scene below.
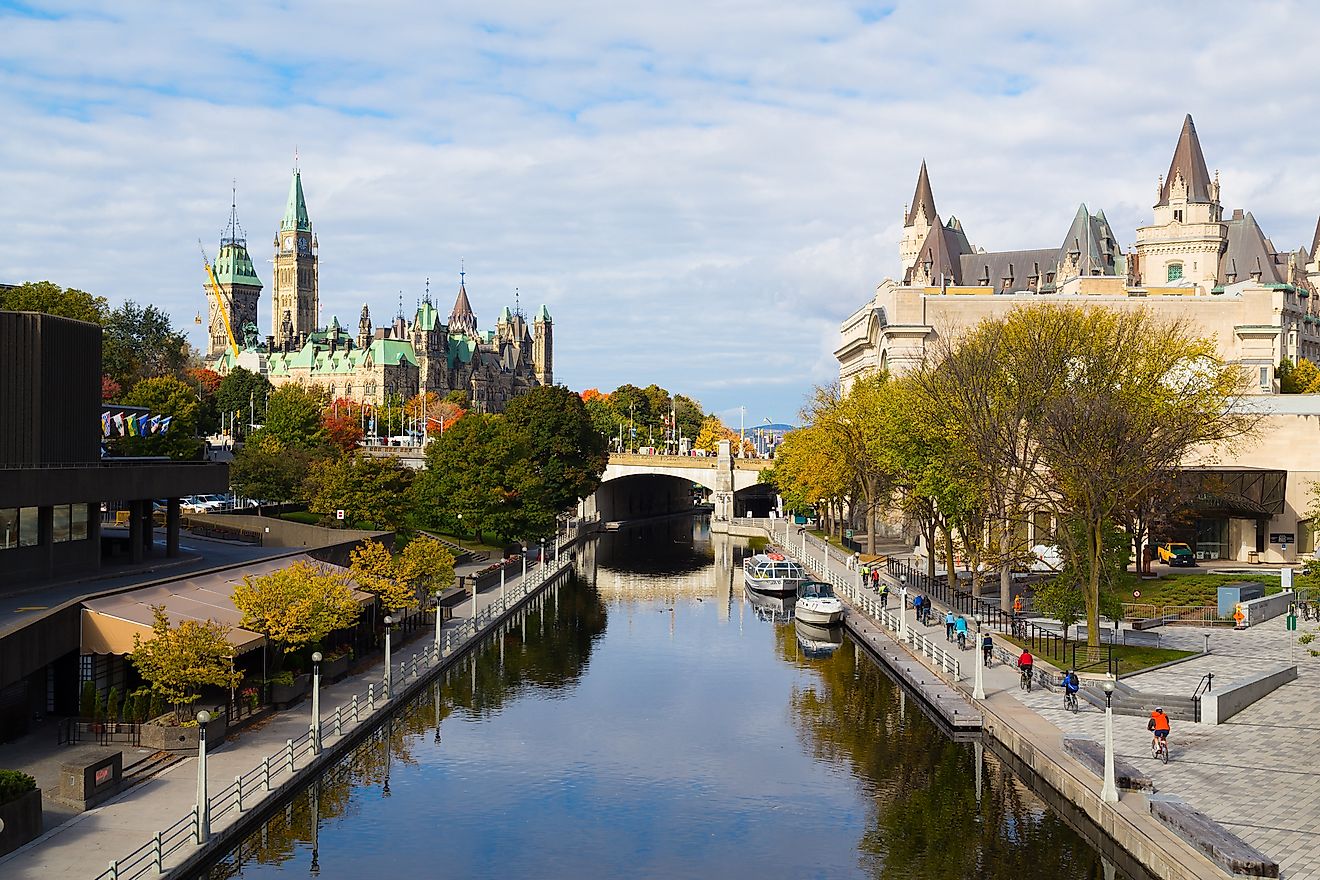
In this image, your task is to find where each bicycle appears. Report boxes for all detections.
[1152,735,1169,764]
[1064,690,1078,713]
[1019,666,1033,692]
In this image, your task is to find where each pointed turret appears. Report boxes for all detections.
[1157,115,1213,206]
[448,276,478,337]
[281,169,312,232]
[904,160,938,227]
[1310,215,1320,261]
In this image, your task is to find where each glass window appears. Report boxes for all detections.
[0,508,17,549]
[1299,520,1315,556]
[19,507,39,547]
[71,504,89,541]
[53,505,71,543]
[1167,263,1183,282]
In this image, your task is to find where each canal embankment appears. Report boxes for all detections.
[729,518,1259,880]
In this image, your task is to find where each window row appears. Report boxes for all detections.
[0,504,92,550]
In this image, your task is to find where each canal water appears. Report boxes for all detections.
[206,518,1137,880]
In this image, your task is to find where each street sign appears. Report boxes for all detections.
[845,529,853,538]
[336,509,345,521]
[1270,533,1295,544]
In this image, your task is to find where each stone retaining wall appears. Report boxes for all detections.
[1201,664,1297,725]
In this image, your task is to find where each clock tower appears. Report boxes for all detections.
[272,167,318,349]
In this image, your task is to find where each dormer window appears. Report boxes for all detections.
[1167,263,1184,282]
[1174,210,1184,223]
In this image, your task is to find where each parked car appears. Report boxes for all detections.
[197,494,232,510]
[1157,541,1196,567]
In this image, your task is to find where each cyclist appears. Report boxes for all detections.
[1017,648,1034,691]
[955,615,969,650]
[945,610,956,642]
[879,583,889,609]
[981,631,994,667]
[1149,707,1171,756]
[1061,669,1080,710]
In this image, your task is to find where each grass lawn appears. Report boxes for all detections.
[1114,571,1282,608]
[424,532,506,555]
[1001,634,1196,676]
[280,511,320,525]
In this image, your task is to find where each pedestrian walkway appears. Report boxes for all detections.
[744,518,1320,880]
[0,546,577,880]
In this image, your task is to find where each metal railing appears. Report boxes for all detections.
[94,540,578,880]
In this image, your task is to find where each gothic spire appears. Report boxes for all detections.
[281,167,312,232]
[904,160,938,227]
[1157,115,1213,206]
[448,269,478,336]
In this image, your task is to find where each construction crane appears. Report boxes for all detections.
[199,239,239,358]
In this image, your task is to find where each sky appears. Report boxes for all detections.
[4,1,1320,425]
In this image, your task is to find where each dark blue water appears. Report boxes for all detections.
[207,519,1132,879]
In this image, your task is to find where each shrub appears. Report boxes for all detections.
[149,691,167,720]
[105,686,121,724]
[0,770,37,806]
[79,681,97,720]
[131,688,152,723]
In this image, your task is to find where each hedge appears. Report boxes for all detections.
[0,769,37,806]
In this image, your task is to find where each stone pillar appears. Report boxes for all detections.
[89,504,102,572]
[166,498,181,557]
[129,500,144,563]
[40,505,54,579]
[711,439,734,531]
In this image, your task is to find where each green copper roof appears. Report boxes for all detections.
[447,334,475,369]
[499,305,512,322]
[281,170,312,232]
[369,338,419,367]
[535,304,552,322]
[415,300,439,332]
[214,241,263,289]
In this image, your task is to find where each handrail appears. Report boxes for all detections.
[1193,671,1215,700]
[93,531,581,880]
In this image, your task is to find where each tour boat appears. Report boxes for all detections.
[794,619,844,657]
[794,581,845,626]
[742,550,807,594]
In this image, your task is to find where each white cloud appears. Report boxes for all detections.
[2,1,1319,421]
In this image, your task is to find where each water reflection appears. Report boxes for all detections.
[206,518,1139,880]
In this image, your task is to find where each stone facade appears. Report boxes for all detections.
[209,172,554,413]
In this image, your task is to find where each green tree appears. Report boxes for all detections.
[583,395,618,445]
[672,394,706,444]
[230,435,315,506]
[216,367,274,437]
[608,383,653,439]
[0,280,108,323]
[102,301,190,391]
[258,384,328,450]
[131,606,241,719]
[119,376,203,460]
[233,561,362,660]
[503,384,608,513]
[306,454,414,530]
[398,537,456,605]
[348,539,415,612]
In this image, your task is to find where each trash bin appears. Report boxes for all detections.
[1247,550,1260,564]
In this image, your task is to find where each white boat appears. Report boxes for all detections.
[795,581,845,625]
[794,619,844,657]
[742,551,807,594]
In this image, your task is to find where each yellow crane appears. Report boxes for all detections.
[199,239,239,358]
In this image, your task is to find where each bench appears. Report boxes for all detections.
[1122,629,1161,648]
[1148,795,1278,877]
[1062,736,1153,792]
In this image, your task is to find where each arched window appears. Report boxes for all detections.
[1167,263,1184,282]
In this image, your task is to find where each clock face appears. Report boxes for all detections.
[283,235,293,251]
[298,238,309,254]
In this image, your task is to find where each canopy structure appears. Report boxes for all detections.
[80,554,373,656]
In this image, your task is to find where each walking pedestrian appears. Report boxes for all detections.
[981,631,993,667]
[945,610,956,643]
[955,615,968,650]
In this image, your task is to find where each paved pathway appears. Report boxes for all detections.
[754,520,1320,879]
[0,551,570,880]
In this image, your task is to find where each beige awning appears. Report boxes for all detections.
[80,554,374,656]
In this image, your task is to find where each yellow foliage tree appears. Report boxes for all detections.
[131,606,241,719]
[233,561,361,655]
[348,539,416,612]
[398,537,456,602]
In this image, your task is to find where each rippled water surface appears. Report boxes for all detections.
[207,518,1136,880]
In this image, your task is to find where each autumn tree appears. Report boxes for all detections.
[398,537,456,604]
[349,537,456,612]
[348,539,415,612]
[131,606,241,719]
[233,561,362,663]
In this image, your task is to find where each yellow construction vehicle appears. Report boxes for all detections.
[199,240,239,358]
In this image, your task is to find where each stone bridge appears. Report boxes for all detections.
[586,441,775,527]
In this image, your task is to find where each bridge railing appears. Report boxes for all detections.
[609,453,718,468]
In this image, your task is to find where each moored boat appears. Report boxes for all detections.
[742,551,807,594]
[794,581,845,625]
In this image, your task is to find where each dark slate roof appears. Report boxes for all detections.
[1219,211,1285,285]
[1310,215,1320,260]
[906,217,972,285]
[448,282,478,337]
[1057,204,1121,277]
[904,161,938,227]
[1157,115,1214,206]
[959,248,1059,290]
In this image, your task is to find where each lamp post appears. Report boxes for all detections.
[1101,678,1119,803]
[383,615,394,700]
[434,588,443,650]
[310,651,322,754]
[539,537,545,565]
[973,621,986,700]
[899,586,908,640]
[195,710,211,843]
[522,545,528,581]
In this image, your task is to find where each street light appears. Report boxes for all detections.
[310,651,322,754]
[383,615,394,699]
[1101,678,1119,803]
[539,537,545,564]
[973,621,986,700]
[196,710,212,843]
[899,586,908,640]
[522,545,528,581]
[434,588,443,650]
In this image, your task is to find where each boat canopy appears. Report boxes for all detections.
[798,581,835,599]
[746,557,805,580]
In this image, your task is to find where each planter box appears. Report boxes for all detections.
[270,674,311,707]
[0,788,42,857]
[140,713,229,752]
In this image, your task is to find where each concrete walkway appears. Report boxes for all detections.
[0,550,570,880]
[763,520,1319,880]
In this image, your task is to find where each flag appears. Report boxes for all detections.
[149,416,162,434]
[160,416,172,434]
[126,414,137,437]
[113,413,124,435]
[138,414,149,435]
[101,413,110,437]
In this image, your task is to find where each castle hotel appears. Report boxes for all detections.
[837,115,1320,565]
[206,169,552,413]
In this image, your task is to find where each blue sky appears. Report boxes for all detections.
[4,1,1320,424]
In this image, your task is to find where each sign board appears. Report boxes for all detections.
[844,529,853,538]
[336,509,345,521]
[1270,533,1295,544]
[1283,566,1294,591]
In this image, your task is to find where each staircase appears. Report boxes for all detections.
[1078,678,1200,722]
